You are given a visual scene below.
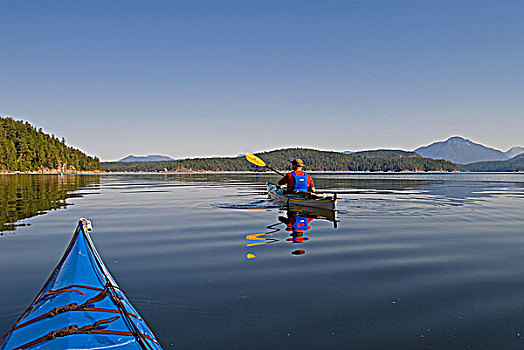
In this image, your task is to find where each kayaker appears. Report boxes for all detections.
[277,158,316,193]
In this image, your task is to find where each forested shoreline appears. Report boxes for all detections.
[459,154,524,172]
[0,117,101,172]
[102,148,459,172]
[6,116,519,173]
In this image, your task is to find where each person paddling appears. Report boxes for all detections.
[277,158,316,194]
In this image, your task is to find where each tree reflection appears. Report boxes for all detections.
[0,175,100,233]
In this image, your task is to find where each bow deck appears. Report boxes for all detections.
[0,219,163,350]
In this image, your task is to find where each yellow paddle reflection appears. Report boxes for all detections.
[245,207,338,258]
[245,232,279,247]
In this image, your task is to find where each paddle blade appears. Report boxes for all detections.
[245,153,266,167]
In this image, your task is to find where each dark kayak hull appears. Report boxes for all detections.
[0,219,163,350]
[267,183,337,211]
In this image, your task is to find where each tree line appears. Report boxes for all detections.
[0,116,101,172]
[459,154,524,172]
[102,148,459,172]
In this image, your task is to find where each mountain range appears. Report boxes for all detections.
[104,148,458,172]
[505,146,524,158]
[115,137,522,169]
[414,137,522,164]
[118,155,176,162]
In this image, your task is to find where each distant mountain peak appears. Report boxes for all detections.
[446,136,472,144]
[505,146,524,158]
[448,136,466,141]
[415,136,508,164]
[118,155,176,162]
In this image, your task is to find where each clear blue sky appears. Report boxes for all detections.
[1,1,523,161]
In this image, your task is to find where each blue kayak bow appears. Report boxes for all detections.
[0,219,163,350]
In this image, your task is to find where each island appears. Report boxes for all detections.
[0,116,101,173]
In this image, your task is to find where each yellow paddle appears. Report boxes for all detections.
[246,153,339,199]
[245,153,284,176]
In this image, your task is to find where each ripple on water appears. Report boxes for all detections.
[2,173,524,350]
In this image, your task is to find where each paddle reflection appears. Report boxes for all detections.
[245,206,337,258]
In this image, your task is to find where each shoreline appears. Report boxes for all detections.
[1,170,522,175]
[0,170,104,175]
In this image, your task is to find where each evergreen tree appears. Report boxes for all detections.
[0,116,101,172]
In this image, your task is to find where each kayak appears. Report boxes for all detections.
[267,183,337,211]
[0,219,163,350]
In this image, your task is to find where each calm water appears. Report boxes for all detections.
[1,173,524,349]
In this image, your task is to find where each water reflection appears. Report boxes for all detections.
[245,206,338,258]
[0,175,100,233]
[100,173,524,205]
[2,173,524,349]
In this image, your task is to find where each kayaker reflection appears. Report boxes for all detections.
[245,210,314,257]
[277,158,316,194]
[279,210,312,256]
